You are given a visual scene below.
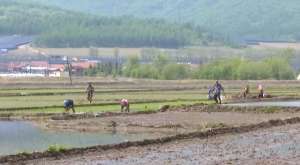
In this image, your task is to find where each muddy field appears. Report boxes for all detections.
[40,110,300,135]
[22,123,300,165]
[1,79,300,164]
[1,104,300,164]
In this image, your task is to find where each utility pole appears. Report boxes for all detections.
[67,56,73,85]
[114,47,119,75]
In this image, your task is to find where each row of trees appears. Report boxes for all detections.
[0,1,202,48]
[195,57,295,80]
[84,53,296,80]
[84,54,191,79]
[122,54,190,80]
[196,50,296,80]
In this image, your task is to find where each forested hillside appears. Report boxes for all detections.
[22,0,300,42]
[0,1,203,48]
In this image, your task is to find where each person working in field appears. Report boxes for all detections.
[86,82,95,104]
[64,99,75,113]
[208,87,215,100]
[212,80,224,104]
[258,84,264,99]
[242,85,250,98]
[120,99,130,113]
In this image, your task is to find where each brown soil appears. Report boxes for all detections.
[4,117,300,165]
[38,109,300,134]
[24,123,300,165]
[2,104,300,164]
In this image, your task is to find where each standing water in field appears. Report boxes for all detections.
[0,120,151,156]
[226,100,300,107]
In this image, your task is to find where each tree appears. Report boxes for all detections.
[162,64,189,80]
[153,53,170,71]
[264,57,295,80]
[123,56,140,77]
[236,61,272,80]
[136,65,159,79]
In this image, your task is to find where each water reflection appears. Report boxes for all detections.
[226,100,300,107]
[0,120,148,156]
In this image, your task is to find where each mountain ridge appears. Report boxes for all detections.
[0,0,203,48]
[18,0,300,42]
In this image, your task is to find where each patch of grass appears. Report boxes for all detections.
[0,90,207,109]
[0,100,208,114]
[196,122,228,131]
[205,123,228,129]
[258,107,280,113]
[17,151,31,156]
[47,145,67,153]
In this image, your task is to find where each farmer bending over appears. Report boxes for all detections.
[242,85,250,98]
[213,80,224,104]
[258,84,264,99]
[64,99,75,113]
[86,82,95,104]
[120,99,130,113]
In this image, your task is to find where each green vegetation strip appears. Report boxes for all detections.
[0,89,297,97]
[0,88,208,97]
[0,100,209,114]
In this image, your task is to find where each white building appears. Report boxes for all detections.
[48,69,62,77]
[297,74,300,80]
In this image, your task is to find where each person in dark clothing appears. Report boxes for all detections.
[208,87,215,100]
[64,99,75,113]
[86,82,95,104]
[213,80,224,104]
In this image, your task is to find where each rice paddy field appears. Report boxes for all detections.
[1,77,300,164]
[0,77,299,114]
[0,77,214,114]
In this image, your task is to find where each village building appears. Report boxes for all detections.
[0,36,100,77]
[72,61,97,76]
[0,59,96,78]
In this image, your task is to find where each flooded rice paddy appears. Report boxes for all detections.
[226,100,300,107]
[54,123,300,165]
[0,120,150,156]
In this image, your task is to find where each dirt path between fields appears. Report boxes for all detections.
[38,110,300,134]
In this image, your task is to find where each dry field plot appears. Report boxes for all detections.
[252,42,300,50]
[9,47,143,57]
